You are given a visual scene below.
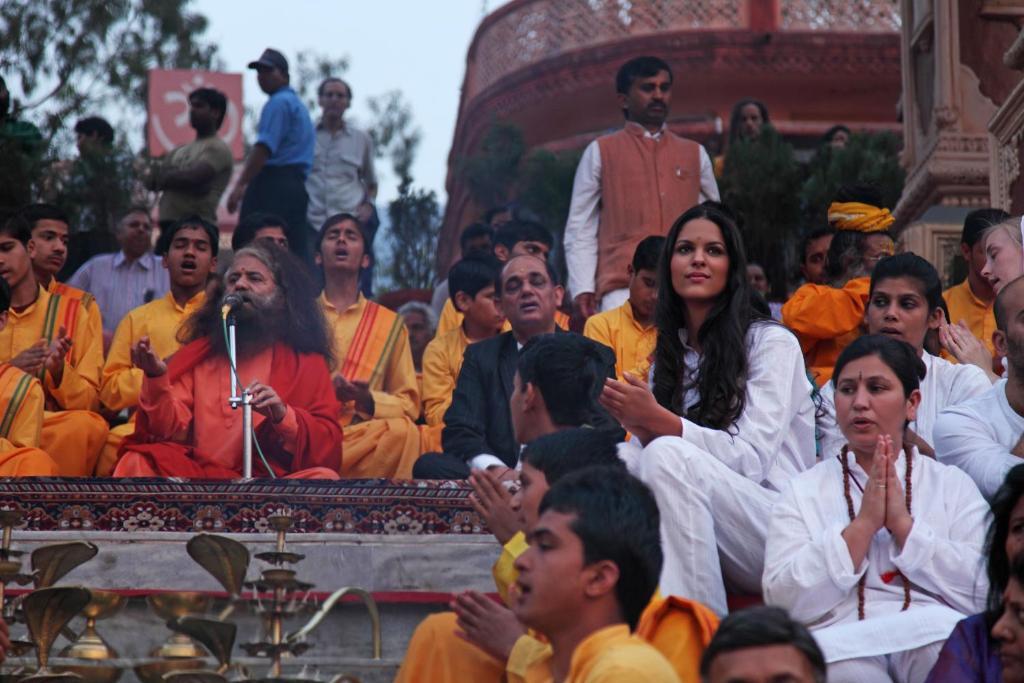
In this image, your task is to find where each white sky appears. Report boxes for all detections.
[195,0,504,208]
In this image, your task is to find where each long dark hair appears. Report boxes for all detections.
[652,202,770,429]
[727,98,770,147]
[987,465,1024,622]
[179,244,335,367]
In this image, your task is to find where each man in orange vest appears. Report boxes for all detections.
[565,56,719,322]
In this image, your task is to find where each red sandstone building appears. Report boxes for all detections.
[438,0,903,273]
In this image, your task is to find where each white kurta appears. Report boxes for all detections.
[622,321,816,615]
[763,448,989,664]
[817,352,991,459]
[934,378,1024,500]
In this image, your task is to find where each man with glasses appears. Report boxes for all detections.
[413,255,622,479]
[226,48,314,260]
[68,208,169,345]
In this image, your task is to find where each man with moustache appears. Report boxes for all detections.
[113,243,341,479]
[413,254,621,479]
[565,56,718,323]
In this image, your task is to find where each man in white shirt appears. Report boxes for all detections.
[564,56,719,322]
[305,77,376,233]
[936,275,1024,499]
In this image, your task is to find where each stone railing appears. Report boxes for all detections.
[464,0,900,101]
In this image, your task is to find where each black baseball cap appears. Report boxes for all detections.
[247,48,288,73]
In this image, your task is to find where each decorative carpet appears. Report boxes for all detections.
[0,478,487,535]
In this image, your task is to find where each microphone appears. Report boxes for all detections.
[221,293,244,319]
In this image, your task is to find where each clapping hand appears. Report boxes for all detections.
[332,374,374,415]
[468,467,521,545]
[130,337,167,378]
[939,314,996,378]
[10,339,48,375]
[452,591,526,662]
[44,327,72,384]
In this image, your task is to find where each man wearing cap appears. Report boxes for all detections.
[226,48,315,259]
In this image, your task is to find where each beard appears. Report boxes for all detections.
[206,290,288,358]
[1007,331,1024,379]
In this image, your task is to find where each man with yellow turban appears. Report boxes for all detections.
[782,185,896,386]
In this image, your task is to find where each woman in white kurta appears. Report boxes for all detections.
[764,334,990,683]
[817,253,991,458]
[600,202,816,616]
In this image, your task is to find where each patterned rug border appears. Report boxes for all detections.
[0,477,488,536]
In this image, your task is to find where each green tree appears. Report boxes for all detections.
[800,132,905,230]
[384,189,443,290]
[1,0,219,138]
[517,147,582,243]
[367,91,440,291]
[458,121,525,210]
[719,127,803,298]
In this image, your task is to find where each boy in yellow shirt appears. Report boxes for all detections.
[0,278,59,476]
[420,254,505,451]
[583,235,662,379]
[97,216,218,475]
[21,203,104,338]
[506,468,680,682]
[0,214,107,476]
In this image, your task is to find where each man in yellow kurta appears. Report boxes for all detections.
[316,213,420,478]
[583,236,661,379]
[507,467,681,682]
[97,217,218,475]
[20,203,105,344]
[0,216,107,476]
[782,196,895,386]
[437,220,568,336]
[0,280,60,477]
[943,208,1008,372]
[420,254,505,452]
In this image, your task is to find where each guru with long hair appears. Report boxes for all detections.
[114,243,342,479]
[600,201,816,616]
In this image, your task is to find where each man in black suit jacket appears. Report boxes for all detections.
[413,254,622,479]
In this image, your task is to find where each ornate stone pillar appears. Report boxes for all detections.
[895,0,999,281]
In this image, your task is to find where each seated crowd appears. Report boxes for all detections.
[5,56,1024,683]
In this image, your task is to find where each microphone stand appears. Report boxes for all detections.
[226,310,254,478]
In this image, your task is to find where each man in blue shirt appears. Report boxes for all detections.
[227,48,315,260]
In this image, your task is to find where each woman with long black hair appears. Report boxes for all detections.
[600,201,816,616]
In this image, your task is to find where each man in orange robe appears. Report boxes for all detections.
[114,243,341,479]
[0,214,108,476]
[0,279,60,476]
[782,193,895,386]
